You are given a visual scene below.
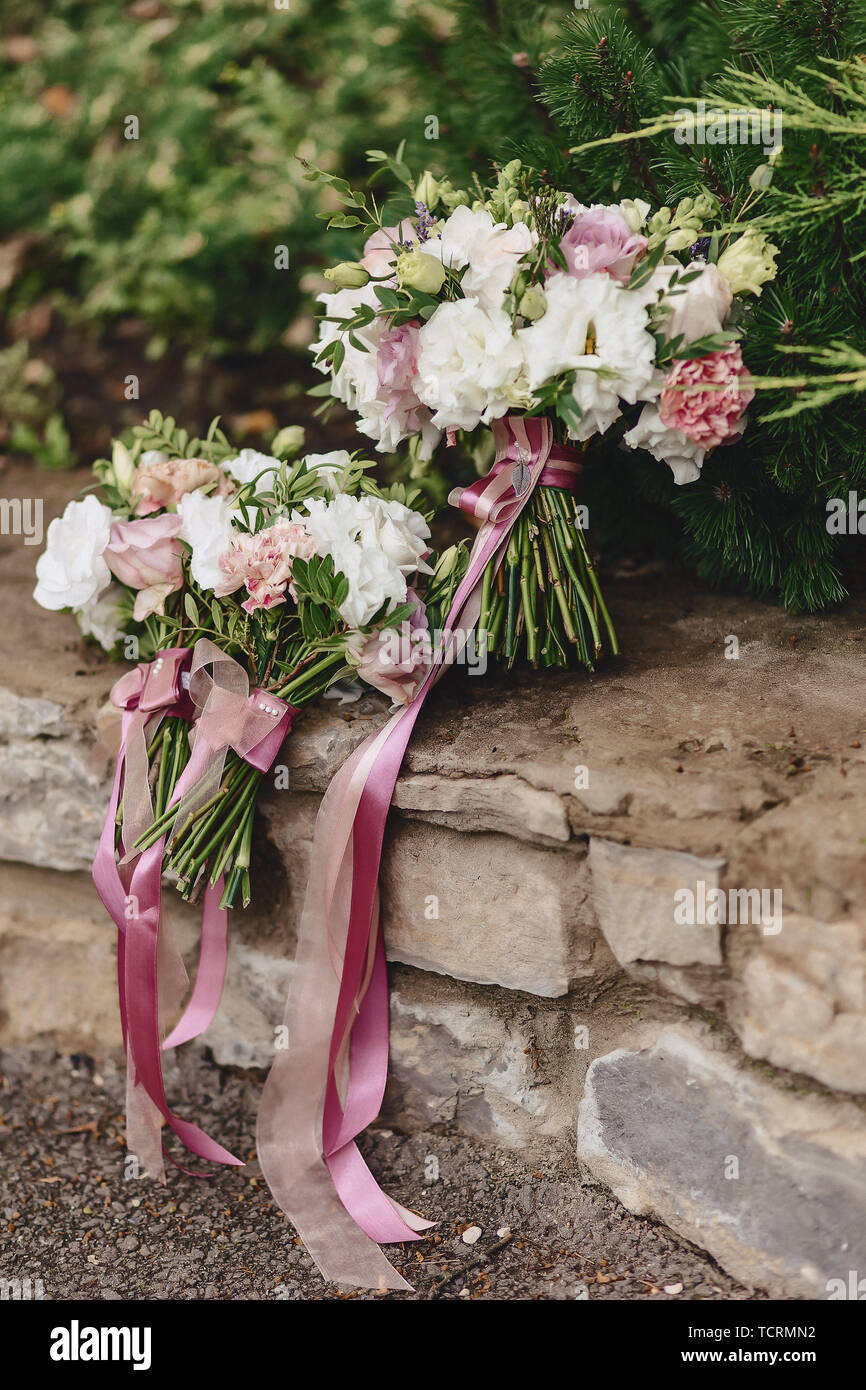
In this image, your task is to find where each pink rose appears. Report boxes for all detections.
[131,455,233,516]
[214,520,316,613]
[354,590,431,706]
[361,220,417,281]
[659,344,755,449]
[559,207,648,283]
[104,514,185,621]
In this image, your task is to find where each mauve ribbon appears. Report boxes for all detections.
[93,640,297,1176]
[257,416,571,1290]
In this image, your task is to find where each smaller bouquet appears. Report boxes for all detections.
[34,411,445,910]
[307,153,777,670]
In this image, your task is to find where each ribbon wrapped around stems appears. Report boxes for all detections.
[257,416,579,1291]
[93,640,297,1179]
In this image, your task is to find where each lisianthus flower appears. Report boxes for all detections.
[559,205,648,283]
[417,204,536,310]
[104,514,185,622]
[659,345,754,448]
[177,490,238,592]
[623,401,707,485]
[350,589,432,706]
[221,449,282,492]
[414,297,527,433]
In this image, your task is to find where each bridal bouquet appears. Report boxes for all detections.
[34,411,448,910]
[308,153,776,669]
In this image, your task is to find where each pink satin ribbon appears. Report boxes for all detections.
[258,416,572,1291]
[93,641,297,1178]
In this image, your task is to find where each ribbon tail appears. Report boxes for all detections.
[162,883,227,1051]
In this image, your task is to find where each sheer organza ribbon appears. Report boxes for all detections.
[257,416,581,1291]
[93,640,297,1179]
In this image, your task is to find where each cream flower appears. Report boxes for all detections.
[222,449,282,491]
[76,584,126,652]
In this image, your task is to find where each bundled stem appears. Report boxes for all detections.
[481,486,618,671]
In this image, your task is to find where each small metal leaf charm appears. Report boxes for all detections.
[512,458,531,496]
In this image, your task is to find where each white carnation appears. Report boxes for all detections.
[33,495,113,611]
[414,298,526,433]
[222,448,281,491]
[518,273,658,441]
[76,584,126,652]
[177,489,238,592]
[419,205,535,310]
[623,402,706,485]
[295,492,431,628]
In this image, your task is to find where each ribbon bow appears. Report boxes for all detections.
[93,640,297,1181]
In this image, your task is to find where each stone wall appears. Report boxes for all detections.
[3,465,866,1298]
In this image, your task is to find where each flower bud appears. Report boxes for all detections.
[112,440,136,496]
[518,284,547,321]
[323,261,370,289]
[665,228,697,252]
[414,170,439,208]
[396,248,447,295]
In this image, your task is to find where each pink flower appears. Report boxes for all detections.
[353,590,431,706]
[659,345,755,449]
[360,220,417,281]
[104,514,185,621]
[132,455,233,516]
[376,321,429,426]
[559,207,648,283]
[214,520,316,614]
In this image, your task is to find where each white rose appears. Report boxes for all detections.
[222,448,282,491]
[623,402,706,485]
[418,205,536,310]
[518,273,657,441]
[177,489,238,592]
[76,584,126,652]
[33,495,113,611]
[415,298,526,433]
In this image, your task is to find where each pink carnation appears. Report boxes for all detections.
[214,520,316,614]
[559,207,648,283]
[659,345,755,449]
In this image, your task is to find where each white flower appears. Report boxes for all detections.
[647,260,733,345]
[295,492,432,628]
[623,402,706,485]
[302,450,355,496]
[34,495,113,611]
[517,273,658,441]
[222,448,282,491]
[312,283,384,414]
[335,544,408,628]
[414,298,526,433]
[418,205,536,310]
[177,489,238,592]
[76,584,126,652]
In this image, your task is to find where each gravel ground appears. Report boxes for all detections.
[0,1048,762,1302]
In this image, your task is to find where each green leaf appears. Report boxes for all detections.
[184,593,201,627]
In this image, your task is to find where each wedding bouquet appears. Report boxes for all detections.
[34,410,449,910]
[308,153,776,670]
